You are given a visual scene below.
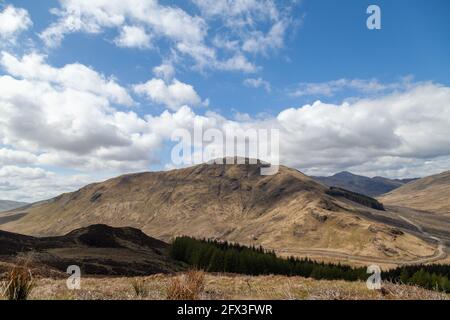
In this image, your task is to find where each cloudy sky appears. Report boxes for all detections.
[1,0,450,202]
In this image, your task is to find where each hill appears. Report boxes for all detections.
[380,171,450,215]
[0,200,28,212]
[0,160,438,263]
[0,224,180,275]
[313,171,417,197]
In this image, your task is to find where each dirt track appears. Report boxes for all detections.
[271,205,449,266]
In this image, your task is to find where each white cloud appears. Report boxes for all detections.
[39,0,209,66]
[0,51,133,105]
[133,78,203,110]
[0,52,160,175]
[0,165,51,180]
[194,0,292,55]
[114,25,152,48]
[192,0,279,27]
[153,62,175,81]
[0,148,37,166]
[217,54,258,73]
[0,165,99,202]
[242,20,287,55]
[38,0,296,73]
[277,83,450,176]
[243,77,271,92]
[0,5,32,43]
[40,0,206,47]
[290,78,414,97]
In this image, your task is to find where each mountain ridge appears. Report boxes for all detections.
[0,200,29,212]
[0,161,438,263]
[313,171,419,197]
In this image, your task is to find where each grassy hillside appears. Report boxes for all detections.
[0,161,437,263]
[380,171,450,215]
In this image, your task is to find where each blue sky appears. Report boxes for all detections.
[8,0,450,116]
[1,0,450,201]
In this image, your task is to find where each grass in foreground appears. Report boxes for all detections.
[1,264,35,300]
[166,270,205,300]
[6,273,447,300]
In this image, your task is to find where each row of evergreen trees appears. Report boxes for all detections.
[170,236,450,293]
[384,265,450,292]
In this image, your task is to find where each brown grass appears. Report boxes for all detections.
[166,270,206,300]
[13,273,448,300]
[1,263,35,300]
[131,278,149,298]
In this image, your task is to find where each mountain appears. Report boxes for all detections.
[0,200,28,212]
[380,171,450,215]
[0,160,439,263]
[0,224,181,275]
[313,171,418,197]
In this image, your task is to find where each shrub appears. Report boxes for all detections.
[166,270,205,300]
[131,278,149,298]
[1,264,35,300]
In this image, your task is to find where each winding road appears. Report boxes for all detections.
[270,207,448,266]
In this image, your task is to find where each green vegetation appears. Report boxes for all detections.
[170,236,450,293]
[326,187,385,210]
[385,265,450,292]
[171,237,368,281]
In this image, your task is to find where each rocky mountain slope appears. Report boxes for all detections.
[0,161,437,263]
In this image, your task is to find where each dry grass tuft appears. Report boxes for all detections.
[166,270,206,300]
[1,263,35,300]
[131,278,149,298]
[380,282,448,300]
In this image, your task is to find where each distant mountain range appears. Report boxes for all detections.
[0,200,28,212]
[313,171,419,197]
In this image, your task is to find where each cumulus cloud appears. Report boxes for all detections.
[37,0,296,73]
[39,0,212,68]
[194,0,292,55]
[0,148,37,166]
[133,78,204,110]
[277,83,450,176]
[153,62,175,81]
[0,51,133,105]
[40,0,206,47]
[114,25,152,48]
[243,77,271,92]
[0,5,32,43]
[242,20,288,55]
[0,52,161,175]
[0,165,99,202]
